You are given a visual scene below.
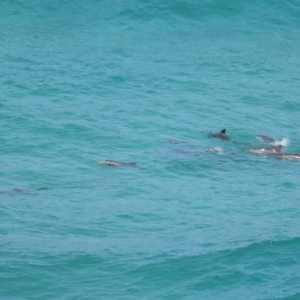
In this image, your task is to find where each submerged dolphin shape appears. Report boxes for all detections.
[162,138,188,145]
[247,145,283,155]
[207,129,231,141]
[96,160,137,167]
[247,145,300,161]
[0,188,29,195]
[0,188,48,195]
[256,135,275,144]
[271,152,300,161]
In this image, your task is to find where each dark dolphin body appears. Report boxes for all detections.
[272,153,300,160]
[247,145,283,155]
[0,188,29,195]
[207,129,231,141]
[172,149,204,155]
[247,145,300,161]
[256,135,275,144]
[96,160,138,167]
[0,188,48,195]
[162,138,188,145]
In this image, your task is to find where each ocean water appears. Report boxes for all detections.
[1,0,300,299]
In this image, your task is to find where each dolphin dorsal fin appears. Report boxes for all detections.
[274,145,282,152]
[220,129,226,134]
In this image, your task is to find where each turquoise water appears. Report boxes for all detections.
[1,0,300,299]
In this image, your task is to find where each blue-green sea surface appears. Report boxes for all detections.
[1,0,300,299]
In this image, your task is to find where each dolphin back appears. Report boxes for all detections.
[274,145,283,152]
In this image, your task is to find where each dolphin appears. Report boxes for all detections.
[0,188,48,195]
[206,147,223,153]
[96,160,137,167]
[0,188,29,195]
[162,138,188,145]
[207,129,231,141]
[247,145,300,160]
[247,145,283,155]
[256,135,275,144]
[271,152,300,161]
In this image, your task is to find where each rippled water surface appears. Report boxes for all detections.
[1,0,300,299]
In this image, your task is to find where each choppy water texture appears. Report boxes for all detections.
[1,0,300,299]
